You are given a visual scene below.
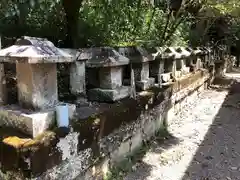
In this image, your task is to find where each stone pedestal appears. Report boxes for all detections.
[89,66,130,102]
[196,58,203,70]
[180,59,190,74]
[99,67,122,89]
[133,62,155,90]
[86,47,130,102]
[182,66,190,74]
[172,59,182,78]
[115,46,155,91]
[88,86,130,102]
[70,61,86,96]
[0,103,76,137]
[161,73,172,83]
[16,63,58,110]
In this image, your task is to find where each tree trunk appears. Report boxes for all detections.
[62,0,83,48]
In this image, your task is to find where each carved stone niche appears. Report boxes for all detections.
[175,47,191,75]
[115,46,155,91]
[82,47,131,102]
[161,47,182,83]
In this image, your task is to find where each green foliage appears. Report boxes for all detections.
[0,0,65,45]
[207,0,240,16]
[189,0,240,47]
[1,0,236,48]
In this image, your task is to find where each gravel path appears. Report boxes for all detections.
[124,74,240,180]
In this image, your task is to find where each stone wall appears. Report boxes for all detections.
[0,37,233,179]
[0,69,210,180]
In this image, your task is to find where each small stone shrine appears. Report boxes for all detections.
[149,47,165,85]
[61,48,86,98]
[0,36,75,137]
[0,36,74,110]
[199,47,211,68]
[81,47,130,102]
[175,47,191,75]
[192,47,204,70]
[161,47,182,84]
[115,46,155,91]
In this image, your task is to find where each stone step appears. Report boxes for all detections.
[0,103,76,138]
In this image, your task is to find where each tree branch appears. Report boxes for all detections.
[163,16,186,44]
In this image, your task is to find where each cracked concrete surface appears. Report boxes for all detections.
[124,70,240,180]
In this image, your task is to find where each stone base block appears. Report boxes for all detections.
[135,77,155,91]
[175,70,182,78]
[0,103,76,137]
[88,86,131,102]
[181,67,190,75]
[196,58,203,69]
[162,73,172,83]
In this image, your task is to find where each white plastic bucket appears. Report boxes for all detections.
[56,103,69,127]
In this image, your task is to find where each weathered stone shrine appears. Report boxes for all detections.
[199,47,212,68]
[81,47,131,102]
[0,36,76,137]
[0,36,232,180]
[149,47,165,85]
[191,47,204,70]
[115,46,155,91]
[0,36,75,109]
[175,47,191,75]
[161,47,182,84]
[61,48,87,97]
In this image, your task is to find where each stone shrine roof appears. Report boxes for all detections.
[0,36,74,64]
[175,47,191,57]
[60,48,85,61]
[115,46,154,63]
[192,47,203,55]
[185,47,193,52]
[200,47,211,54]
[161,47,182,59]
[143,47,164,60]
[78,47,130,68]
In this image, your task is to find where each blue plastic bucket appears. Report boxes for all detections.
[56,103,69,127]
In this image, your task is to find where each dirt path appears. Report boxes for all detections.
[124,73,240,180]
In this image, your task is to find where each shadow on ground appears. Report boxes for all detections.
[181,76,240,179]
[107,129,180,180]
